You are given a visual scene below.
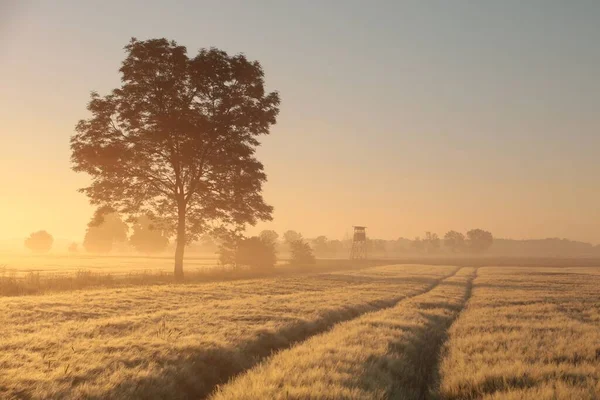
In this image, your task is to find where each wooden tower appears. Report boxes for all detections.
[350,226,367,260]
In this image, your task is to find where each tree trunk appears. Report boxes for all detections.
[174,205,186,281]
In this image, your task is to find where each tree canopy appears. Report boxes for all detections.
[71,38,280,279]
[83,209,128,254]
[130,215,169,254]
[24,231,53,253]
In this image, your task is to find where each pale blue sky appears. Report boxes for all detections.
[1,1,599,243]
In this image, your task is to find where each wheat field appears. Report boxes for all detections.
[0,264,454,399]
[1,263,599,399]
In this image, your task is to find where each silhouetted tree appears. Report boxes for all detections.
[83,208,128,253]
[71,38,280,280]
[444,230,465,253]
[130,215,169,254]
[466,229,494,253]
[411,237,424,253]
[259,230,279,245]
[312,236,329,256]
[289,239,315,265]
[235,236,276,270]
[24,231,53,253]
[283,230,302,244]
[68,242,79,253]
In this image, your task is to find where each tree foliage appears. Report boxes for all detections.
[83,208,128,254]
[289,239,315,265]
[236,236,276,270]
[24,231,53,253]
[467,229,494,253]
[130,215,169,254]
[71,38,280,279]
[258,230,279,245]
[444,230,466,252]
[283,230,302,244]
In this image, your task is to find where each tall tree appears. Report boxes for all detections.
[71,38,280,279]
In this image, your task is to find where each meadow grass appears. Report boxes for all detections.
[438,266,600,399]
[211,267,475,399]
[0,258,382,296]
[0,264,455,399]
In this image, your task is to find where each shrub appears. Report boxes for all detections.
[236,237,277,271]
[24,231,53,253]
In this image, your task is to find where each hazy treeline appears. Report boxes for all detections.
[21,223,600,258]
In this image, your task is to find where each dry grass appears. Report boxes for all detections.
[0,264,455,399]
[438,267,600,399]
[211,267,476,399]
[0,258,383,296]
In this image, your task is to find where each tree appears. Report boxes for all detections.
[283,230,302,244]
[24,231,53,253]
[422,232,441,253]
[311,236,329,256]
[411,237,424,253]
[444,231,465,253]
[68,243,79,253]
[83,208,128,254]
[466,229,494,253]
[289,239,315,265]
[130,215,169,254]
[71,38,280,280]
[235,236,276,270]
[259,230,279,245]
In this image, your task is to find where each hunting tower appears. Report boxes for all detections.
[350,226,367,260]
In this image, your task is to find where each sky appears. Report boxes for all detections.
[1,0,599,245]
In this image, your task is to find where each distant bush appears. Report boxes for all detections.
[236,237,277,271]
[24,230,53,253]
[289,239,316,266]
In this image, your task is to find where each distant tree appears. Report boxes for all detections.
[130,215,169,254]
[312,236,329,256]
[24,231,53,253]
[421,232,440,253]
[68,243,79,253]
[466,229,494,253]
[235,236,276,270]
[289,239,316,265]
[444,231,465,253]
[83,208,128,253]
[327,239,345,256]
[391,237,411,254]
[259,230,279,245]
[218,235,238,267]
[70,38,280,280]
[411,237,424,253]
[283,230,303,244]
[368,239,388,256]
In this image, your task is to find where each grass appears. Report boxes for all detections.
[0,264,455,399]
[0,258,384,296]
[211,267,475,399]
[438,266,600,399]
[3,263,598,399]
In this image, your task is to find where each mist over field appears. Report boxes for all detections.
[2,1,599,399]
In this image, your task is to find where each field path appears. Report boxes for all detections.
[211,267,476,400]
[423,267,478,399]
